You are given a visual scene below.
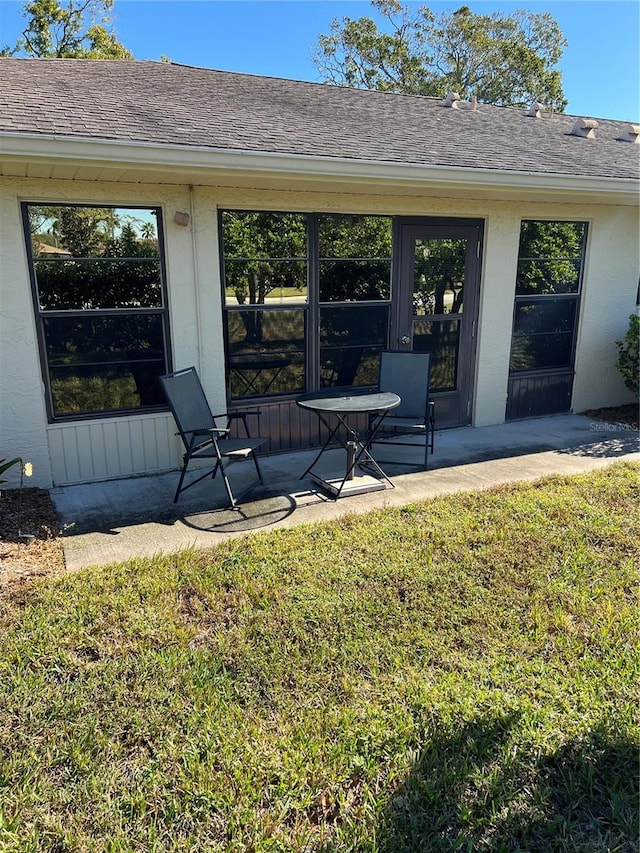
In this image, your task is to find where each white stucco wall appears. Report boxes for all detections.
[572,205,639,411]
[1,176,637,487]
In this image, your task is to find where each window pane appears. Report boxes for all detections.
[34,258,162,310]
[412,319,460,392]
[321,346,382,388]
[224,259,307,306]
[318,214,392,301]
[226,308,305,397]
[25,203,170,420]
[28,206,160,258]
[509,333,575,372]
[509,299,577,371]
[413,238,466,316]
[222,211,308,305]
[320,305,388,387]
[516,258,582,295]
[319,260,391,301]
[512,299,577,335]
[43,315,167,416]
[516,221,586,295]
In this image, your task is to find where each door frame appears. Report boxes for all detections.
[391,217,484,427]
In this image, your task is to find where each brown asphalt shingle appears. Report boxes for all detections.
[0,58,638,180]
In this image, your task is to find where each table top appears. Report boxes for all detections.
[297,389,401,415]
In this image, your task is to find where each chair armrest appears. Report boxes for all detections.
[191,427,229,437]
[213,409,262,420]
[216,409,262,437]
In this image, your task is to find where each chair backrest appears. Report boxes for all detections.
[378,351,431,418]
[160,367,216,448]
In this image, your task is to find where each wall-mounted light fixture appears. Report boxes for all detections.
[173,211,190,227]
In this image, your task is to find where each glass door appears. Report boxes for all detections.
[394,221,483,427]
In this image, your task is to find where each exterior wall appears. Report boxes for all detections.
[572,205,639,411]
[0,178,51,488]
[0,178,229,487]
[1,176,637,488]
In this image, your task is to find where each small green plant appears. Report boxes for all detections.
[616,312,639,397]
[0,456,22,485]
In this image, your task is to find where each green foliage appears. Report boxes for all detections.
[222,211,307,308]
[30,207,161,311]
[516,220,586,295]
[318,213,392,301]
[413,237,465,315]
[0,465,638,848]
[2,0,133,59]
[616,313,640,397]
[0,457,22,485]
[314,0,568,110]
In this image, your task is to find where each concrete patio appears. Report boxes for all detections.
[51,413,639,571]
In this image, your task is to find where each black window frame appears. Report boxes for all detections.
[22,202,172,423]
[509,219,588,377]
[219,210,393,402]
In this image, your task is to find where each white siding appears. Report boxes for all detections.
[47,413,180,485]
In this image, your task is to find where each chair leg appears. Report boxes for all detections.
[251,451,264,483]
[429,406,436,453]
[173,456,191,503]
[174,450,265,510]
[219,461,238,509]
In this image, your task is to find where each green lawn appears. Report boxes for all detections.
[1,464,638,852]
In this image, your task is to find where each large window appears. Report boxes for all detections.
[509,220,587,373]
[24,204,170,420]
[221,211,392,400]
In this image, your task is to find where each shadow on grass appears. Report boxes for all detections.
[376,715,638,852]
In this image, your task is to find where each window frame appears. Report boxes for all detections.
[22,201,172,423]
[219,209,393,402]
[509,219,588,377]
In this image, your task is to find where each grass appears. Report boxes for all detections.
[0,463,638,852]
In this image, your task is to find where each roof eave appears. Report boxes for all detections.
[0,132,637,203]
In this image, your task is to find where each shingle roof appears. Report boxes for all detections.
[0,58,638,180]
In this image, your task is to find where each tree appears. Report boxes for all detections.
[313,0,567,111]
[2,0,133,59]
[516,221,586,294]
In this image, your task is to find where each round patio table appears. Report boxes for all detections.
[296,389,401,498]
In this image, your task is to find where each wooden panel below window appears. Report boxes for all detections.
[506,372,573,421]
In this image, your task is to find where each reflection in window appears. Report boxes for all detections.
[509,300,577,371]
[24,204,170,419]
[510,220,587,375]
[226,309,306,397]
[413,239,466,316]
[221,211,307,306]
[319,214,392,302]
[222,211,393,400]
[320,305,388,388]
[412,319,460,391]
[516,222,586,295]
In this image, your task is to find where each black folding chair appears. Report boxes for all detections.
[368,351,435,469]
[160,366,268,508]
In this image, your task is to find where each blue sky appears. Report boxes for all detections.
[1,0,638,121]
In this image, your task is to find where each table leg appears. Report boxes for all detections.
[299,412,343,479]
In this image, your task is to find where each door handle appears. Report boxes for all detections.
[400,335,411,345]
